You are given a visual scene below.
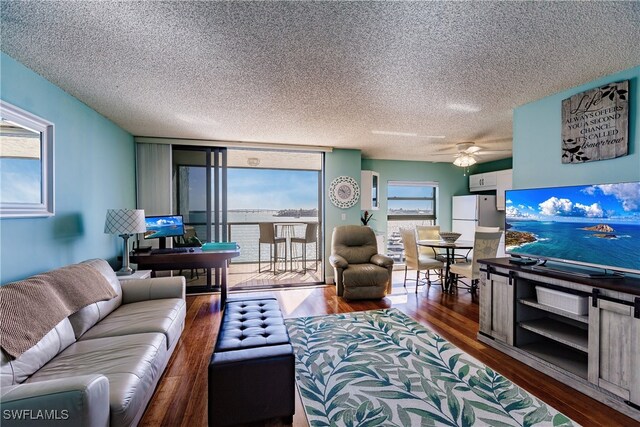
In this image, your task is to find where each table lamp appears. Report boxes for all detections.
[104,208,146,275]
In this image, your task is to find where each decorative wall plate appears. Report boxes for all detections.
[329,176,360,209]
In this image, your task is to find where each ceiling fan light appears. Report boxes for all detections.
[453,154,477,167]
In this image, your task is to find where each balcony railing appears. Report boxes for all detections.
[185,221,320,265]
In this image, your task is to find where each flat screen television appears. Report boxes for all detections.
[505,181,640,276]
[144,215,185,249]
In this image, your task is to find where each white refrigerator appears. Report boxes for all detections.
[451,195,501,242]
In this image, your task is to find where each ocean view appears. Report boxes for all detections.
[187,210,320,263]
[507,220,640,272]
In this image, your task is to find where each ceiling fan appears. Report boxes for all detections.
[431,142,511,167]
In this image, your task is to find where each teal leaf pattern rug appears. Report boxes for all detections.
[285,309,577,427]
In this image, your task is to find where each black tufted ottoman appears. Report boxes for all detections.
[208,295,295,426]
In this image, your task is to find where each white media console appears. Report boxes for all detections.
[478,258,640,421]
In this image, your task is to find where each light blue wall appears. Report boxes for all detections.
[361,159,469,236]
[471,158,513,175]
[513,65,640,189]
[324,152,469,279]
[324,149,362,278]
[0,53,135,283]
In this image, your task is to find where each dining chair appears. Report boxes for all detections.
[416,225,445,260]
[476,226,500,232]
[449,230,502,293]
[400,228,444,293]
[258,223,287,274]
[417,225,468,262]
[290,223,318,272]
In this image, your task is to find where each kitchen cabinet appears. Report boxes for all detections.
[588,293,640,406]
[469,172,497,191]
[470,169,512,210]
[496,169,513,211]
[361,170,379,211]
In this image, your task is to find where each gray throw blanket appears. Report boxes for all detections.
[0,264,118,358]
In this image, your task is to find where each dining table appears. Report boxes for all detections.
[417,239,474,293]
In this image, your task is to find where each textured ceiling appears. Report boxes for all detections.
[1,1,639,164]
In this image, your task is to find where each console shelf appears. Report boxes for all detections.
[518,341,588,379]
[519,318,588,352]
[519,298,589,324]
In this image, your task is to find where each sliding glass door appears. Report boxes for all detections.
[224,148,323,290]
[173,146,227,293]
[174,147,227,244]
[172,146,324,291]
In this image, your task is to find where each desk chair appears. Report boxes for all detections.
[449,230,502,293]
[258,223,286,274]
[290,223,318,272]
[400,228,444,293]
[174,227,203,280]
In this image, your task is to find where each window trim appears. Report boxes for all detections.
[386,181,437,222]
[0,100,55,218]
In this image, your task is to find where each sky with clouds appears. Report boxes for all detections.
[0,158,41,204]
[187,167,319,211]
[506,182,640,221]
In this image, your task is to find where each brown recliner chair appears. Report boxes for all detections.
[330,225,394,300]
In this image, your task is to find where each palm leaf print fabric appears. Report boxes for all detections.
[285,309,577,427]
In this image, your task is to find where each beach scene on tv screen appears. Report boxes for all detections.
[144,217,184,239]
[506,182,640,272]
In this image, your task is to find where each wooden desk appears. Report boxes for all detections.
[131,248,240,303]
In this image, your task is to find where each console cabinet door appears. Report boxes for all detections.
[479,271,492,335]
[479,270,513,345]
[588,297,640,405]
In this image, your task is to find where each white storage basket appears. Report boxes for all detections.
[535,286,589,315]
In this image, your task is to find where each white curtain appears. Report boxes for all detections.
[136,143,172,216]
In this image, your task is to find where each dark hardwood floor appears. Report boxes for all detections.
[140,277,638,427]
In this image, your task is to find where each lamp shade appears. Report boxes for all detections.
[453,154,477,167]
[104,209,146,235]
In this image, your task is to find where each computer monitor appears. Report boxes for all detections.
[143,215,185,249]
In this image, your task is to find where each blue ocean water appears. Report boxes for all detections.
[507,220,640,272]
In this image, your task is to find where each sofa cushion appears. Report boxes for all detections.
[1,318,76,386]
[78,298,185,350]
[68,259,123,339]
[27,333,166,427]
[343,263,390,287]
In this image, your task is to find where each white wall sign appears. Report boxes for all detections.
[561,80,628,164]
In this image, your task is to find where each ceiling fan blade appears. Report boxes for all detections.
[431,146,459,154]
[466,146,482,154]
[475,149,512,155]
[428,153,460,158]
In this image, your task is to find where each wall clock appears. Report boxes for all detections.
[329,176,360,209]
